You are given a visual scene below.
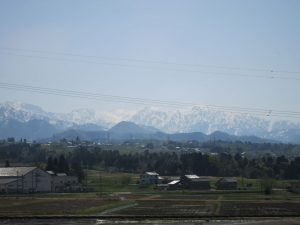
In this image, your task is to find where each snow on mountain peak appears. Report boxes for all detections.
[1,101,300,143]
[0,101,49,122]
[128,106,300,142]
[0,101,136,129]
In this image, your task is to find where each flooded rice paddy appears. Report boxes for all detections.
[1,218,300,225]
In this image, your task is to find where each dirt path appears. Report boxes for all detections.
[215,195,223,215]
[98,202,138,215]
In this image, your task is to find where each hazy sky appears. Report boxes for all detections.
[0,0,299,118]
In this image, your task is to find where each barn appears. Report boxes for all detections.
[180,175,210,190]
[0,167,51,193]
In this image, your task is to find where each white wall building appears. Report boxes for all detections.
[0,167,51,193]
[139,172,162,185]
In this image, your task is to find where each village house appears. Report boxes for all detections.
[180,175,210,190]
[0,167,51,193]
[167,180,181,190]
[215,177,238,190]
[139,172,163,185]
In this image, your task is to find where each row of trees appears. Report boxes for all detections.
[1,142,300,180]
[64,146,300,179]
[45,154,85,182]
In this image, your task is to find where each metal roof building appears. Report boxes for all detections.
[0,167,37,177]
[181,174,211,190]
[0,167,51,193]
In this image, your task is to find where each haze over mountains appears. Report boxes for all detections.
[0,101,300,143]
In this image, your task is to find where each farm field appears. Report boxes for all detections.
[0,170,300,222]
[1,218,300,225]
[0,191,300,218]
[108,191,300,217]
[0,194,132,216]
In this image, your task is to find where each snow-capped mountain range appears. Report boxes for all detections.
[130,107,300,143]
[0,101,300,143]
[0,102,131,129]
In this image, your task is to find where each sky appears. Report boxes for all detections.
[0,0,299,120]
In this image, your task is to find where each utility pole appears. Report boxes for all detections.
[85,164,88,191]
[31,171,34,192]
[99,171,102,195]
[22,175,24,193]
[16,171,19,194]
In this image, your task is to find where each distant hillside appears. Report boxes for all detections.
[52,129,107,142]
[52,121,272,144]
[0,119,59,141]
[107,121,158,140]
[70,123,105,132]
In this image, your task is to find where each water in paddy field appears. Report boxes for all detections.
[0,219,254,225]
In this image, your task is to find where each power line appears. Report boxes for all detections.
[1,46,300,74]
[0,82,300,119]
[0,48,300,81]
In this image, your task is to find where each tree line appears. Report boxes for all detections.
[48,146,300,180]
[1,142,300,181]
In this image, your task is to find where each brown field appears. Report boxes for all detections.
[219,202,300,216]
[0,196,130,216]
[0,190,300,218]
[107,191,300,218]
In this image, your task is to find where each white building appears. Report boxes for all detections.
[0,167,51,193]
[139,172,163,185]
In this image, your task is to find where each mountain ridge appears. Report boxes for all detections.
[0,101,300,143]
[52,121,273,144]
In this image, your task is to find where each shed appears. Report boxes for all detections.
[168,180,181,190]
[139,172,161,185]
[180,175,210,190]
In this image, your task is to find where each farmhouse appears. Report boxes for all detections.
[168,179,181,190]
[180,175,210,190]
[216,177,238,190]
[139,172,162,185]
[0,167,51,193]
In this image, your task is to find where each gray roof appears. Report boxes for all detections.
[183,175,209,182]
[0,167,36,177]
[218,177,237,183]
[168,180,180,185]
[56,173,67,176]
[184,175,200,179]
[46,171,55,175]
[145,172,159,176]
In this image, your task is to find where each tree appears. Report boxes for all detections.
[45,156,54,171]
[71,162,85,183]
[5,160,10,167]
[53,157,58,172]
[58,154,69,173]
[260,178,275,195]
